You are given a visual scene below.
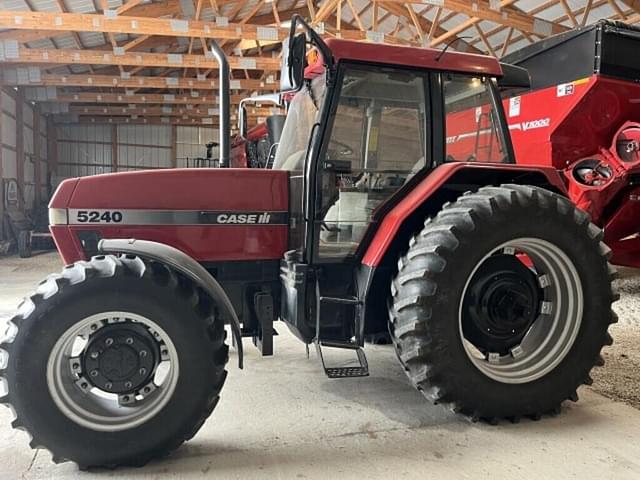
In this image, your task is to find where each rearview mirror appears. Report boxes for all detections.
[280,33,306,92]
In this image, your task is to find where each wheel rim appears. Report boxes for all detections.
[47,311,179,432]
[459,238,583,384]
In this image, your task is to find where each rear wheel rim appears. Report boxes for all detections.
[459,238,583,384]
[47,311,179,432]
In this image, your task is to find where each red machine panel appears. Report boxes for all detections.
[50,168,289,264]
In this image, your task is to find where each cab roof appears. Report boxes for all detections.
[324,38,503,77]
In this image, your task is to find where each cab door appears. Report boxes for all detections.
[313,64,431,263]
[307,64,431,344]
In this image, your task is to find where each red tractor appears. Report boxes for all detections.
[229,94,285,168]
[0,17,616,469]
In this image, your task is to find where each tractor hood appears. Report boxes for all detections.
[49,168,289,264]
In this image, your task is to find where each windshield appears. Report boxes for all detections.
[272,75,326,170]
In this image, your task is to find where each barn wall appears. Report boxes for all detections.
[0,87,48,239]
[176,126,219,167]
[54,124,217,185]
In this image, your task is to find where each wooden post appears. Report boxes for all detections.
[16,88,24,211]
[111,124,118,172]
[33,105,41,206]
[46,116,58,177]
[171,125,177,168]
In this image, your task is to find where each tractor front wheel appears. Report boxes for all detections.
[390,185,617,421]
[0,255,228,468]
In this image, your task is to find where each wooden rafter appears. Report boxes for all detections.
[1,73,276,90]
[3,47,280,71]
[33,90,245,105]
[68,105,277,117]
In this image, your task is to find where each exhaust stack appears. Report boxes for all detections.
[209,40,230,167]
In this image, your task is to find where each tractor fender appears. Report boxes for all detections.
[99,238,244,368]
[361,162,568,267]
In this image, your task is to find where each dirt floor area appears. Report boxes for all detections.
[590,267,640,409]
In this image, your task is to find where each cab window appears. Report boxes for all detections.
[443,74,506,163]
[317,66,429,260]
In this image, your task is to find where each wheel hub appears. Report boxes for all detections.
[82,323,159,394]
[462,254,541,354]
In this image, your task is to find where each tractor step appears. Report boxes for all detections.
[315,341,369,378]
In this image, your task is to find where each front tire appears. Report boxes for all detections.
[390,185,617,421]
[0,255,228,468]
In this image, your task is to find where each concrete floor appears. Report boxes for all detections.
[1,252,640,479]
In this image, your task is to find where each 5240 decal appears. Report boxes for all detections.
[76,210,123,223]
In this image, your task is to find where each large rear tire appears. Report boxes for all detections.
[390,185,617,421]
[0,255,228,468]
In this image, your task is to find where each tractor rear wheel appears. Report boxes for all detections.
[0,255,228,468]
[390,185,617,421]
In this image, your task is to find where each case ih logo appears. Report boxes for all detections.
[215,213,272,224]
[510,117,551,132]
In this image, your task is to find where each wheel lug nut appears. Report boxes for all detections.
[126,337,134,345]
[139,350,147,357]
[139,368,146,376]
[90,351,99,359]
[90,370,99,377]
[105,338,114,346]
[105,382,113,389]
[90,324,98,331]
[124,381,132,389]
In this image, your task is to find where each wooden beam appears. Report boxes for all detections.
[405,4,424,43]
[68,105,278,117]
[500,27,514,57]
[67,116,264,126]
[581,0,595,26]
[33,105,41,206]
[3,47,281,71]
[475,24,497,57]
[608,0,628,19]
[619,0,640,14]
[388,0,570,38]
[426,0,568,47]
[478,0,610,54]
[122,34,152,51]
[379,1,482,53]
[116,0,146,15]
[47,116,58,176]
[0,11,290,41]
[34,91,246,105]
[0,10,391,48]
[346,0,365,31]
[427,7,442,42]
[111,124,118,172]
[559,0,579,26]
[16,88,25,211]
[3,73,276,91]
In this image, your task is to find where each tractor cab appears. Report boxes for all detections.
[274,17,525,375]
